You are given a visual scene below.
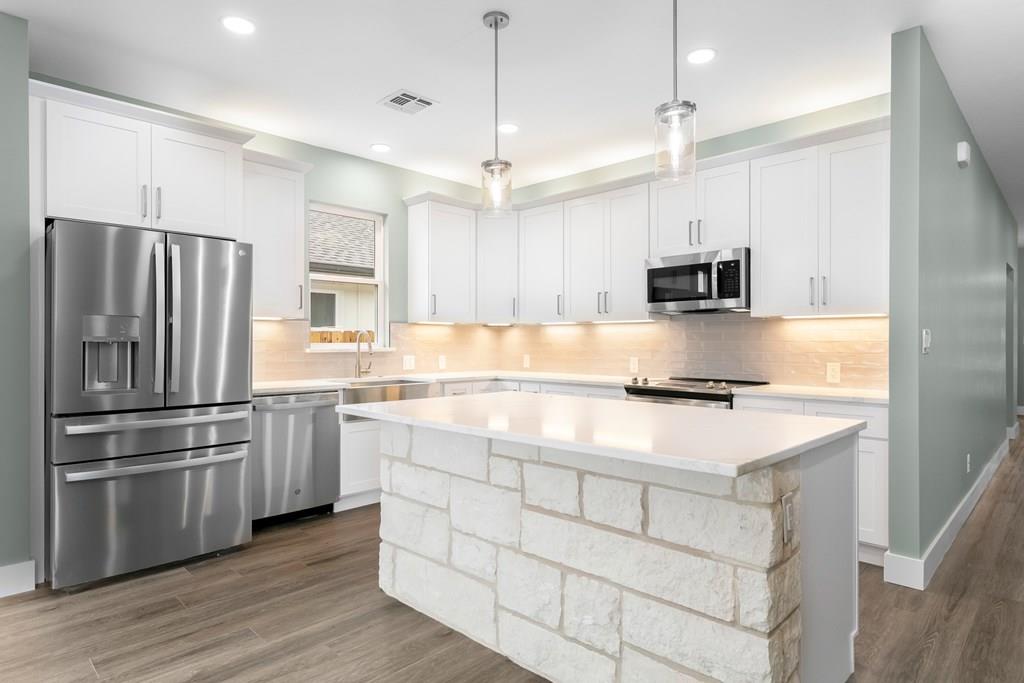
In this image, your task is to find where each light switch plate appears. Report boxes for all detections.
[403,355,415,370]
[629,357,639,374]
[438,354,447,370]
[826,362,841,384]
[523,354,531,369]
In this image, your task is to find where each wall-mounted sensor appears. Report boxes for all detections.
[957,141,971,168]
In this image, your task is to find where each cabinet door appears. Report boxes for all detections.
[732,396,805,414]
[152,124,243,239]
[605,184,650,321]
[750,147,819,317]
[564,195,606,322]
[340,420,381,496]
[443,381,475,396]
[696,161,750,251]
[649,178,698,256]
[518,204,565,323]
[856,438,889,547]
[242,160,306,319]
[539,383,585,396]
[45,101,152,228]
[818,132,890,316]
[477,212,519,323]
[428,203,476,322]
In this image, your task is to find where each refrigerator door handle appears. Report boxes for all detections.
[170,243,182,393]
[153,243,166,394]
[64,450,247,483]
[63,410,250,436]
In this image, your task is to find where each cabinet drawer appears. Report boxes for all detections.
[804,401,888,440]
[473,380,519,394]
[732,396,804,415]
[443,381,475,396]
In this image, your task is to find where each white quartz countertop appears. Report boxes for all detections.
[252,370,632,396]
[732,384,889,404]
[336,392,865,477]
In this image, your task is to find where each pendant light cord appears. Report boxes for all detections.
[672,0,678,101]
[494,20,499,160]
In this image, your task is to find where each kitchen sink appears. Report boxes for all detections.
[340,378,433,421]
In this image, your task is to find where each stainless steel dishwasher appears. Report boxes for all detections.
[251,391,341,520]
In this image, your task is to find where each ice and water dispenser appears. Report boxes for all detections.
[81,314,140,393]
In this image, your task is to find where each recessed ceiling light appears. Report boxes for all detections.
[686,48,716,65]
[221,16,255,35]
[498,122,519,134]
[369,143,391,153]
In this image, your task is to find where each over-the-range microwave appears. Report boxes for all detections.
[646,247,750,314]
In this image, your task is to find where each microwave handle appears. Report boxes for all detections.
[709,261,719,300]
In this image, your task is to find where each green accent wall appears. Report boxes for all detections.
[889,27,1018,558]
[0,12,30,568]
[513,94,891,204]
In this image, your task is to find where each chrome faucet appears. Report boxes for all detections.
[355,330,374,378]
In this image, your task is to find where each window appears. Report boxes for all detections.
[307,202,387,348]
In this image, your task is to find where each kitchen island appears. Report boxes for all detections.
[338,392,865,683]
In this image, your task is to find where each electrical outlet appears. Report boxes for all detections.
[826,362,841,384]
[967,453,971,473]
[403,355,415,370]
[523,354,531,369]
[629,357,639,374]
[438,354,447,370]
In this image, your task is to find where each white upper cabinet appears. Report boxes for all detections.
[750,147,820,317]
[242,154,310,320]
[408,201,476,323]
[604,184,650,320]
[46,101,152,228]
[695,161,750,252]
[152,125,243,239]
[518,203,565,323]
[649,177,697,257]
[476,212,519,323]
[564,195,606,321]
[44,98,245,240]
[818,131,890,315]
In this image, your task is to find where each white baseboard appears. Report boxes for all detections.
[1009,422,1020,440]
[884,436,1009,590]
[858,543,886,567]
[0,560,36,598]
[333,489,381,513]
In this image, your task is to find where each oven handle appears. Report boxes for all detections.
[624,394,730,409]
[64,450,247,483]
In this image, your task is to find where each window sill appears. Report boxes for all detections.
[305,344,396,354]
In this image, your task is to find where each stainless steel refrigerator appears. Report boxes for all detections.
[46,219,253,588]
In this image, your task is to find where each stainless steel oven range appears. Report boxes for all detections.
[623,377,768,409]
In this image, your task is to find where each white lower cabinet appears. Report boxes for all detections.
[473,380,519,393]
[733,393,889,562]
[340,420,381,498]
[442,381,476,397]
[441,379,623,400]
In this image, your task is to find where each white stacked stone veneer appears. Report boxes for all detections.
[377,422,803,683]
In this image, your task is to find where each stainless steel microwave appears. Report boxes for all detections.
[646,247,750,314]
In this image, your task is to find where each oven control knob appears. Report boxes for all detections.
[631,377,639,385]
[717,382,728,390]
[706,381,715,389]
[641,377,649,385]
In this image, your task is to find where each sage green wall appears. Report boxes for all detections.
[29,74,479,324]
[513,94,891,203]
[1019,247,1024,408]
[889,27,1018,558]
[0,12,30,568]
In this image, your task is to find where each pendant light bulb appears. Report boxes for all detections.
[481,11,512,214]
[654,0,697,180]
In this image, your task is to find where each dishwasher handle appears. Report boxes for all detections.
[253,399,339,412]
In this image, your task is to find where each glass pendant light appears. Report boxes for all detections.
[654,0,697,180]
[481,11,512,213]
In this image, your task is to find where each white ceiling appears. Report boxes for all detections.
[0,0,1020,221]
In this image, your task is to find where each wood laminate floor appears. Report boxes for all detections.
[4,422,1024,682]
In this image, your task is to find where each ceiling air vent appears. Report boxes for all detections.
[378,89,436,115]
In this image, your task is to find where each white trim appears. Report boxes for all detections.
[29,79,254,145]
[403,192,480,211]
[1009,422,1020,440]
[0,560,36,598]
[242,148,313,174]
[884,436,1010,590]
[1016,406,1024,416]
[332,489,381,513]
[28,96,46,584]
[858,543,886,567]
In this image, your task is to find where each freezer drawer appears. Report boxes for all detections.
[50,445,251,588]
[50,404,251,465]
[251,392,340,520]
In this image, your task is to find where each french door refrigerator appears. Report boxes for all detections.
[46,219,253,588]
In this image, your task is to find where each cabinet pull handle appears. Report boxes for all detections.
[688,220,694,246]
[822,275,828,306]
[156,186,162,220]
[141,185,148,219]
[697,219,703,245]
[604,291,609,314]
[557,294,562,317]
[432,294,437,315]
[512,297,517,318]
[298,284,303,310]
[809,276,815,306]
[597,291,603,315]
